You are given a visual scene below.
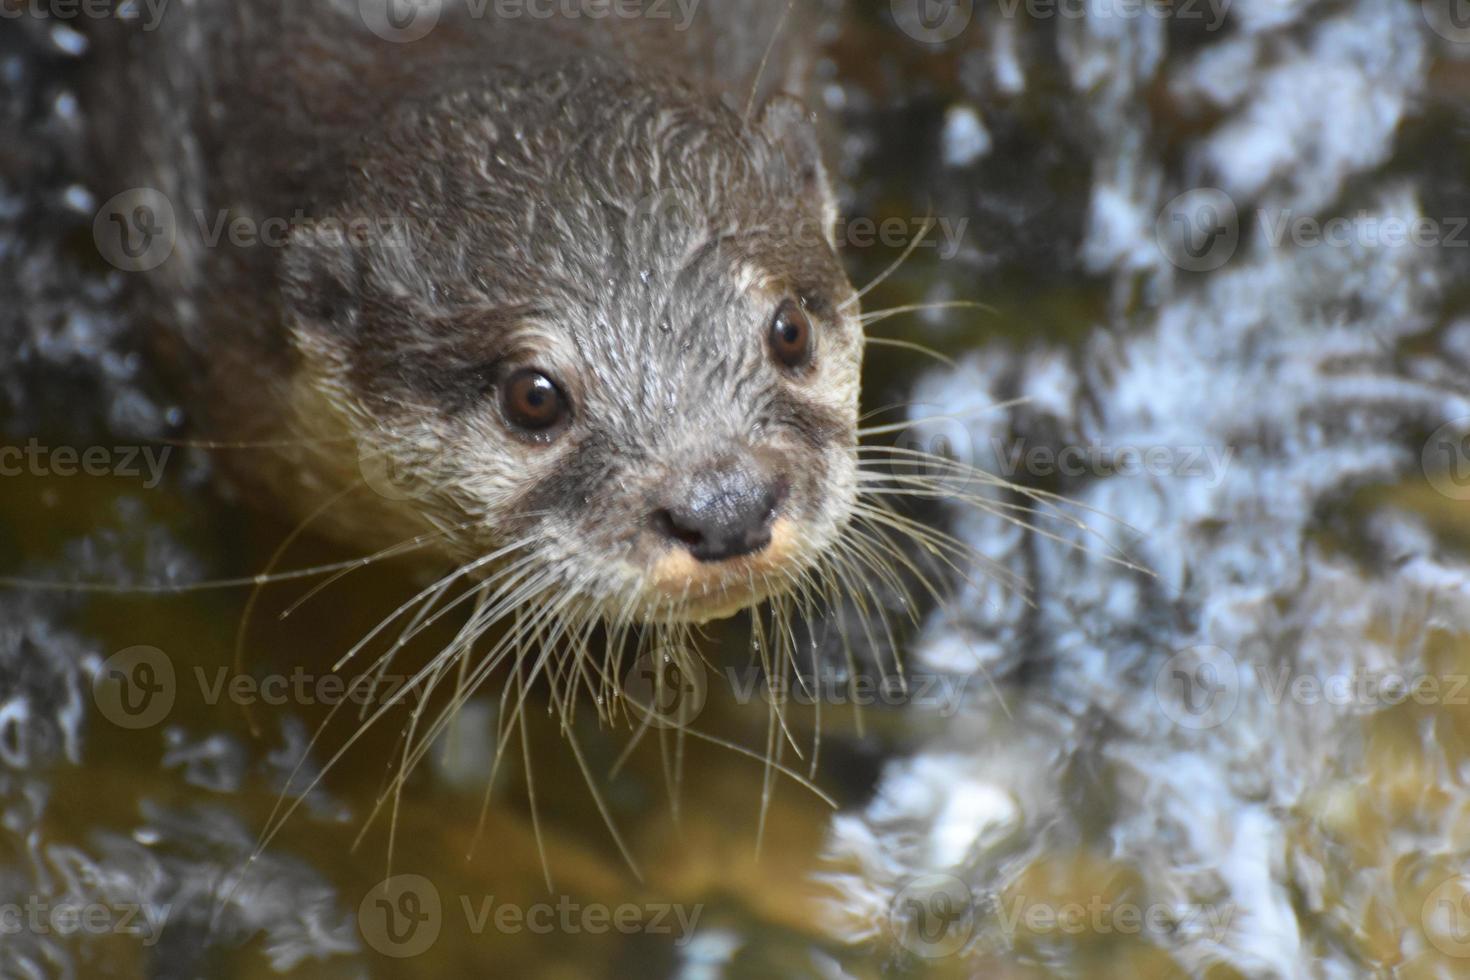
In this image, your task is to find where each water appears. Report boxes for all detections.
[5,1,1470,977]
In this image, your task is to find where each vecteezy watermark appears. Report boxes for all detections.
[994,0,1229,30]
[0,896,172,948]
[722,667,972,718]
[1422,0,1470,45]
[357,444,439,502]
[1156,188,1470,272]
[94,188,177,273]
[1256,210,1470,251]
[1154,646,1470,730]
[357,874,703,957]
[891,874,977,958]
[358,0,443,41]
[985,894,1234,945]
[358,0,702,43]
[891,0,1229,44]
[621,647,708,729]
[359,875,443,958]
[839,216,969,260]
[1423,418,1470,500]
[94,188,419,273]
[92,647,432,729]
[991,439,1234,487]
[0,0,172,30]
[1153,646,1240,730]
[1423,875,1470,958]
[1255,665,1470,710]
[623,198,971,267]
[878,410,982,495]
[193,210,416,251]
[890,0,974,43]
[93,646,177,730]
[888,875,1233,959]
[1154,188,1240,272]
[621,653,971,726]
[0,439,172,489]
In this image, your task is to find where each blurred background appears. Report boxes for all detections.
[5,0,1470,976]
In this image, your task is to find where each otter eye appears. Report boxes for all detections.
[500,368,568,435]
[768,299,814,371]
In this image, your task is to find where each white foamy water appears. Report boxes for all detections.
[825,1,1470,974]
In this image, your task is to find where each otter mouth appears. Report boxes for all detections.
[642,516,806,623]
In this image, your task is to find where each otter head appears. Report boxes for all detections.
[282,68,860,624]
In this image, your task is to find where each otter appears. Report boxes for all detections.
[84,0,863,626]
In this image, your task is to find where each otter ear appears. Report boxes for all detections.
[280,229,363,340]
[758,95,839,244]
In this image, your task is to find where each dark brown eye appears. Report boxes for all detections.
[769,299,814,371]
[500,368,568,436]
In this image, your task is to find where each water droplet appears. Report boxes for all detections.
[50,24,88,57]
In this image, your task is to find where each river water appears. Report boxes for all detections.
[5,1,1470,977]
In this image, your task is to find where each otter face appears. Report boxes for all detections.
[283,78,861,624]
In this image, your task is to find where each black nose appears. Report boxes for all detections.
[653,466,785,563]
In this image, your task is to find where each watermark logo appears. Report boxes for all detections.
[94,188,176,272]
[1155,188,1239,272]
[1157,189,1470,272]
[359,0,443,41]
[0,897,172,947]
[890,874,976,958]
[1423,419,1470,500]
[991,439,1234,487]
[0,440,172,488]
[722,667,971,718]
[1154,646,1239,730]
[993,0,1229,29]
[621,189,714,288]
[93,646,176,730]
[358,443,437,502]
[359,874,443,958]
[1423,875,1470,957]
[1423,0,1470,44]
[622,646,707,729]
[890,0,973,43]
[886,413,978,494]
[0,0,172,31]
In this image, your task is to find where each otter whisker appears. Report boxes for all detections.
[859,300,997,327]
[518,655,555,891]
[843,215,935,308]
[376,590,484,877]
[861,336,957,367]
[846,508,963,618]
[750,590,805,765]
[143,433,358,451]
[857,468,1100,540]
[470,600,592,865]
[858,443,1153,544]
[850,494,1030,597]
[248,548,544,879]
[820,540,900,695]
[0,544,449,594]
[332,543,540,673]
[232,484,363,737]
[275,512,512,622]
[367,576,575,847]
[566,705,644,881]
[854,396,1035,436]
[221,604,513,923]
[855,453,1152,577]
[741,0,798,123]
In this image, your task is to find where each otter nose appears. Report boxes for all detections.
[653,466,785,563]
